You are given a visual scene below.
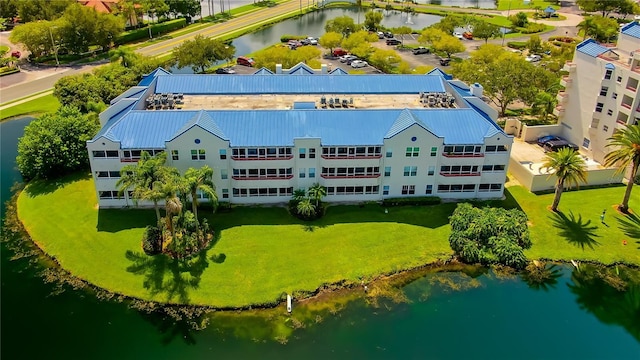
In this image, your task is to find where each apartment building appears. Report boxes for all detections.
[556,22,640,164]
[88,65,512,208]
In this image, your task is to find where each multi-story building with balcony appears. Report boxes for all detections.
[88,65,512,207]
[555,22,640,164]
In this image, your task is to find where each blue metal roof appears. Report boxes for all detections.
[138,67,171,86]
[576,39,609,58]
[426,68,453,80]
[92,108,504,148]
[154,74,446,95]
[621,21,640,39]
[288,63,315,75]
[543,6,555,13]
[329,68,348,75]
[605,62,616,69]
[253,67,274,75]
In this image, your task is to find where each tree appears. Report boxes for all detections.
[418,27,446,46]
[142,0,169,25]
[393,26,412,46]
[432,15,461,34]
[526,35,544,54]
[604,124,640,213]
[16,0,72,22]
[307,183,326,207]
[166,0,201,20]
[17,106,100,180]
[296,198,316,217]
[173,34,231,73]
[292,189,307,201]
[340,30,377,55]
[531,92,557,121]
[472,21,501,44]
[368,48,401,73]
[183,166,218,221]
[319,32,342,54]
[364,10,383,31]
[9,20,59,58]
[325,16,358,37]
[578,16,618,42]
[0,0,19,19]
[542,148,588,212]
[432,35,465,58]
[577,16,596,40]
[510,12,529,27]
[109,47,140,68]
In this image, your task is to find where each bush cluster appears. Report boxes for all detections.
[280,34,307,42]
[448,203,532,269]
[288,200,325,221]
[506,41,527,50]
[142,225,163,255]
[518,23,547,34]
[381,197,441,206]
[116,19,186,45]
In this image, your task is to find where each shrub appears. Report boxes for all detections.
[518,23,547,34]
[506,41,527,50]
[382,197,441,206]
[280,34,307,42]
[116,18,186,45]
[288,199,325,221]
[141,226,163,255]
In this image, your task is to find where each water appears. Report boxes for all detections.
[422,0,497,8]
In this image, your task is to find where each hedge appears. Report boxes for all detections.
[507,41,527,50]
[381,197,441,206]
[116,18,187,45]
[280,34,307,42]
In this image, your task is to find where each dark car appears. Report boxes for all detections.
[537,135,564,147]
[439,57,451,66]
[386,38,401,45]
[412,47,430,55]
[543,140,579,153]
[383,31,394,38]
[215,67,236,74]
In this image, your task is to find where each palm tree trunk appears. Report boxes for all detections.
[619,161,638,212]
[551,179,564,211]
[191,190,199,221]
[154,199,161,223]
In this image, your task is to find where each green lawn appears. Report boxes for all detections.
[0,94,59,121]
[17,175,640,307]
[496,0,559,11]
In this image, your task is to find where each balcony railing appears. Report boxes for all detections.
[621,102,632,109]
[232,175,294,180]
[439,172,481,177]
[321,174,380,179]
[441,153,484,158]
[617,119,628,125]
[560,76,572,88]
[232,155,294,161]
[120,157,140,162]
[556,91,568,103]
[563,61,577,72]
[321,155,382,160]
[626,86,637,92]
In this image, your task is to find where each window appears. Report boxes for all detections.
[299,168,306,178]
[386,149,393,158]
[485,145,508,153]
[220,169,228,180]
[582,138,590,148]
[191,149,205,160]
[309,148,316,159]
[219,149,227,160]
[607,109,613,116]
[426,185,433,195]
[612,92,617,99]
[617,76,622,83]
[440,165,479,175]
[443,145,483,156]
[171,150,179,160]
[92,150,106,158]
[595,103,604,113]
[603,125,609,132]
[98,190,121,199]
[600,86,608,96]
[309,168,315,178]
[95,171,121,179]
[222,189,229,199]
[428,166,435,176]
[481,165,505,172]
[383,185,390,195]
[604,69,612,80]
[403,166,417,176]
[401,185,415,195]
[479,184,502,192]
[299,148,306,159]
[430,147,437,156]
[438,184,476,192]
[384,166,391,177]
[406,147,419,157]
[106,150,119,158]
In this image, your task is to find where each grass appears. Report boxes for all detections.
[17,174,640,307]
[0,45,9,53]
[496,0,559,11]
[0,94,59,121]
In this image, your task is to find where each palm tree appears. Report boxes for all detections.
[307,183,327,207]
[292,189,307,202]
[542,148,588,212]
[164,193,183,238]
[532,92,557,122]
[604,124,640,213]
[577,17,595,40]
[183,166,218,221]
[296,198,316,217]
[108,47,139,68]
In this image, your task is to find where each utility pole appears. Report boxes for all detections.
[501,0,512,47]
[48,26,59,67]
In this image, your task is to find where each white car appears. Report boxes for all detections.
[350,60,368,68]
[453,32,464,40]
[525,54,541,62]
[340,55,358,63]
[307,37,318,45]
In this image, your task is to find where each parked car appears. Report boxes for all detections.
[350,60,368,68]
[386,38,401,45]
[332,48,348,57]
[376,31,385,39]
[236,56,256,67]
[439,57,451,66]
[412,46,430,55]
[10,50,21,58]
[307,37,318,45]
[525,54,541,62]
[453,32,464,39]
[543,140,579,153]
[463,32,473,40]
[537,135,564,147]
[288,40,302,49]
[383,31,394,38]
[340,55,358,64]
[215,67,236,74]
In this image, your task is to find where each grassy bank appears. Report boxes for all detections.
[17,174,640,308]
[0,94,59,121]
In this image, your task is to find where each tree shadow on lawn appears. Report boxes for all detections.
[550,211,601,250]
[125,250,210,304]
[616,213,640,249]
[97,208,157,232]
[23,172,91,197]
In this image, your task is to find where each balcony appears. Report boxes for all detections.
[232,155,293,161]
[556,91,568,103]
[232,175,294,180]
[439,172,481,177]
[441,153,484,158]
[120,157,140,163]
[553,105,565,117]
[321,155,382,160]
[626,85,637,93]
[321,174,380,179]
[621,102,632,110]
[563,61,577,72]
[560,76,572,88]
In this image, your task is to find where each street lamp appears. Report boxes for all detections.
[48,26,59,67]
[501,0,512,47]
